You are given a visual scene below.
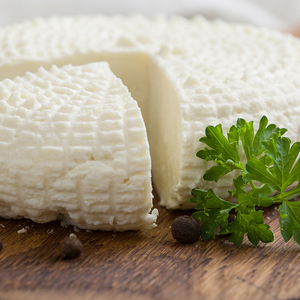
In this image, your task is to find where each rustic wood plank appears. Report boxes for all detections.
[0,188,299,300]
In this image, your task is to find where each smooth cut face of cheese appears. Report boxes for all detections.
[0,62,158,230]
[0,15,300,211]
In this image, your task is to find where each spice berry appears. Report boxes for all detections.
[171,215,201,244]
[61,236,83,258]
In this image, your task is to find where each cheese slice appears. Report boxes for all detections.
[0,62,158,230]
[0,15,300,214]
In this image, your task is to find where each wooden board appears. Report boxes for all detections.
[0,189,300,300]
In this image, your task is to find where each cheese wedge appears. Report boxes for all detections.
[0,62,158,230]
[0,15,300,214]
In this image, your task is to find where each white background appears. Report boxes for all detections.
[0,0,299,30]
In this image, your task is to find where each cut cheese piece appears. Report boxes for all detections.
[0,15,300,212]
[0,62,158,230]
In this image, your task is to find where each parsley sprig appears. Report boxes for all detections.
[190,116,300,247]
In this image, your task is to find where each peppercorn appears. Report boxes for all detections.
[61,236,83,258]
[0,238,3,251]
[171,215,201,244]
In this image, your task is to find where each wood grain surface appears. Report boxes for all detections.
[0,187,300,300]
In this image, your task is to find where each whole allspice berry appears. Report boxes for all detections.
[171,215,201,244]
[0,238,3,251]
[61,235,83,258]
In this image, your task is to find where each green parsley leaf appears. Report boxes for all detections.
[191,188,238,240]
[197,123,240,164]
[191,115,300,247]
[226,210,274,247]
[279,199,300,244]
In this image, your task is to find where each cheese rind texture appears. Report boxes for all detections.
[0,62,157,230]
[0,15,300,211]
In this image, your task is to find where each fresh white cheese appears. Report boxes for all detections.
[0,15,300,215]
[0,62,158,230]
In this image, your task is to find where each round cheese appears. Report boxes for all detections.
[0,14,299,220]
[0,62,157,230]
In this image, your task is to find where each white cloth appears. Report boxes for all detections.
[0,0,299,30]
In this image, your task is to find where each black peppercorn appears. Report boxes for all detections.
[171,215,201,244]
[0,238,3,251]
[61,236,83,258]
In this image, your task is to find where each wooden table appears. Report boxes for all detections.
[0,188,299,300]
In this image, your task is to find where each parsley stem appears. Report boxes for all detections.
[249,180,256,190]
[285,193,300,201]
[272,191,300,204]
[271,198,283,205]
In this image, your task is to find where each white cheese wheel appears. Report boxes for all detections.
[0,15,300,216]
[0,62,157,230]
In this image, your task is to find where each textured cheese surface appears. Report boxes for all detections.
[0,62,157,230]
[0,15,300,213]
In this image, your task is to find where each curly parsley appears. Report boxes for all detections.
[190,116,300,247]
